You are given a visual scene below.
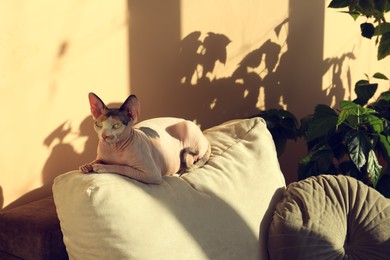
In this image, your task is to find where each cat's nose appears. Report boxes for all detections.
[102,134,114,141]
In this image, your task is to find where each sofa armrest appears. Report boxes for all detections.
[0,197,67,260]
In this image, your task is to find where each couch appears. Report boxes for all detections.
[0,196,67,260]
[52,117,390,259]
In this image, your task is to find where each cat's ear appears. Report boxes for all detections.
[120,94,140,123]
[88,92,108,120]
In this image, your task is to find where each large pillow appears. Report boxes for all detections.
[267,174,390,260]
[53,117,285,260]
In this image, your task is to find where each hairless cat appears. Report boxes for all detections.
[79,93,211,184]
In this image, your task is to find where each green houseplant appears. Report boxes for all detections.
[256,109,300,157]
[328,0,390,60]
[299,74,390,197]
[296,1,390,197]
[255,1,390,196]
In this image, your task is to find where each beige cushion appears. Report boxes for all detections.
[53,117,285,260]
[268,174,390,260]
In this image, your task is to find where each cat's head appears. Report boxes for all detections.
[88,92,140,144]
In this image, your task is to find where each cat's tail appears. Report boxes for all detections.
[177,143,211,176]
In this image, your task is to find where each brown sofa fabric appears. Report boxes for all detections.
[0,197,67,260]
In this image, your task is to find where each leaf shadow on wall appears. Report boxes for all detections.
[321,52,356,106]
[170,29,355,188]
[41,117,98,184]
[170,31,273,129]
[167,28,355,129]
[3,117,98,210]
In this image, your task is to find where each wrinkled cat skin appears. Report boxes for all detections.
[79,93,211,184]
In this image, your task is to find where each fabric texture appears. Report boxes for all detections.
[0,197,68,260]
[53,117,285,260]
[267,174,390,260]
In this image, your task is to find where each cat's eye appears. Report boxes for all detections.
[95,121,103,128]
[113,123,122,129]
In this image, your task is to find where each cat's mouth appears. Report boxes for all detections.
[102,135,115,143]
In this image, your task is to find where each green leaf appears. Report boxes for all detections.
[340,100,359,110]
[258,109,300,156]
[350,11,361,20]
[374,22,390,36]
[361,22,375,39]
[356,79,369,85]
[338,101,378,128]
[384,119,390,134]
[379,91,390,101]
[367,149,382,187]
[379,134,390,158]
[306,105,338,142]
[298,153,317,180]
[378,32,390,60]
[328,0,353,8]
[341,10,361,20]
[363,106,377,115]
[298,145,336,180]
[357,0,375,15]
[372,72,389,80]
[374,0,387,13]
[367,115,384,133]
[338,101,361,128]
[354,80,378,105]
[258,109,299,139]
[345,129,372,169]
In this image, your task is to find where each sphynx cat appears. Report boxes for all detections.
[79,93,211,184]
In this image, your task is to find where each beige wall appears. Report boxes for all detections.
[1,0,389,209]
[0,0,130,209]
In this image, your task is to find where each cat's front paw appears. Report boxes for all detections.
[92,164,108,173]
[79,163,94,173]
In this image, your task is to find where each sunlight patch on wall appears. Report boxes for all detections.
[177,0,290,127]
[0,0,130,209]
[180,0,289,79]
